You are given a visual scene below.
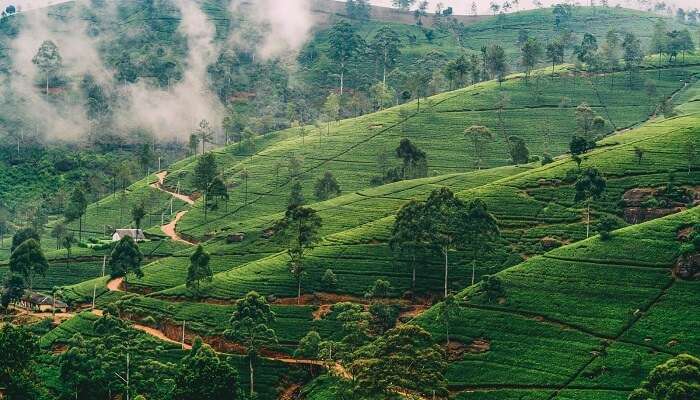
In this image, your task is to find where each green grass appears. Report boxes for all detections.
[414,206,700,397]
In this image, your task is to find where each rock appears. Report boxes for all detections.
[675,253,700,280]
[623,207,686,224]
[226,233,246,243]
[540,237,563,250]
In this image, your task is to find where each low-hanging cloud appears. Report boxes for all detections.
[117,0,224,141]
[230,0,317,60]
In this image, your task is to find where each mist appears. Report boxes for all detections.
[230,0,316,60]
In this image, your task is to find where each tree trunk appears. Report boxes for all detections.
[249,358,255,398]
[445,319,450,346]
[340,68,344,96]
[586,201,591,238]
[411,253,416,291]
[297,276,301,305]
[79,215,83,242]
[46,73,50,96]
[443,248,448,298]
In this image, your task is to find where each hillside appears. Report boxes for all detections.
[2,3,700,400]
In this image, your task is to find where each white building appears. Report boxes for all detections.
[112,229,146,242]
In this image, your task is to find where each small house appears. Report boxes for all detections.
[226,233,246,243]
[112,229,146,242]
[18,292,68,313]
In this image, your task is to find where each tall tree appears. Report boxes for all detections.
[186,245,212,297]
[435,294,460,345]
[545,41,565,74]
[508,136,530,164]
[486,44,508,85]
[346,0,371,21]
[0,324,44,399]
[9,239,48,291]
[191,153,218,222]
[327,21,364,96]
[10,228,40,254]
[424,188,468,297]
[464,125,494,170]
[173,338,241,400]
[629,354,700,400]
[226,292,277,398]
[370,26,401,85]
[390,200,427,291]
[131,202,146,230]
[392,0,416,10]
[65,187,88,241]
[196,119,215,155]
[350,325,447,398]
[1,273,26,309]
[575,168,607,238]
[109,236,144,293]
[463,198,500,285]
[622,32,644,88]
[575,102,596,138]
[276,206,322,304]
[521,37,543,81]
[314,172,342,201]
[395,138,427,179]
[32,40,62,95]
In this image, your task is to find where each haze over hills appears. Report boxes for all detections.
[0,1,699,400]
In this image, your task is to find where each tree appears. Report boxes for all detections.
[192,153,218,222]
[328,21,364,96]
[395,138,427,179]
[464,125,493,170]
[188,133,200,156]
[0,324,44,399]
[629,354,700,400]
[289,179,305,208]
[323,93,340,134]
[463,198,500,285]
[109,236,144,292]
[346,0,371,20]
[11,228,40,254]
[350,325,447,398]
[173,337,241,400]
[295,331,321,359]
[623,33,644,88]
[575,102,596,138]
[131,202,146,230]
[196,119,215,155]
[276,205,322,304]
[508,136,529,164]
[546,41,565,74]
[51,223,67,250]
[369,82,394,110]
[65,187,88,241]
[570,135,590,156]
[634,146,645,165]
[1,273,26,309]
[486,44,508,84]
[239,168,250,204]
[435,294,460,345]
[32,40,62,95]
[314,172,341,201]
[575,168,607,238]
[521,37,543,81]
[9,239,48,291]
[423,188,468,297]
[370,27,401,85]
[62,232,75,266]
[226,292,277,398]
[390,200,427,291]
[321,269,338,290]
[414,1,428,25]
[209,177,229,211]
[392,0,415,11]
[684,140,697,175]
[186,245,212,297]
[596,215,621,241]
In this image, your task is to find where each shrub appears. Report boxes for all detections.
[597,215,622,241]
[541,153,554,165]
[321,269,338,290]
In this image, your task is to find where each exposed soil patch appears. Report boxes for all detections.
[674,253,700,280]
[446,338,491,361]
[312,304,332,321]
[621,186,697,224]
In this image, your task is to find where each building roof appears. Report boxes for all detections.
[22,291,68,308]
[112,229,146,240]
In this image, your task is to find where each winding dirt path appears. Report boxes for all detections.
[106,277,123,292]
[161,211,195,245]
[150,171,196,244]
[151,171,195,205]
